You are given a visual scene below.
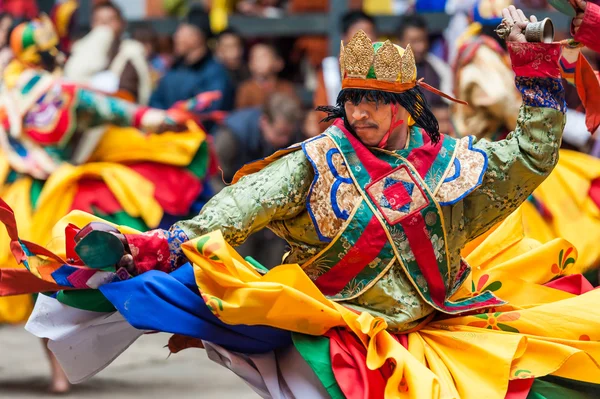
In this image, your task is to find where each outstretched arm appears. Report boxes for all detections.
[74,85,171,132]
[457,7,566,241]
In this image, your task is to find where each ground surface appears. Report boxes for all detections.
[0,324,258,398]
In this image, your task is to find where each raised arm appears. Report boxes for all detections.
[459,40,566,241]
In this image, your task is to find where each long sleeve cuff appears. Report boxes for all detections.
[508,42,561,79]
[573,2,600,54]
[508,43,565,113]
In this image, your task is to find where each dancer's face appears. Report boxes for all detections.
[344,98,409,149]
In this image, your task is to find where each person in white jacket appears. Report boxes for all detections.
[64,1,151,104]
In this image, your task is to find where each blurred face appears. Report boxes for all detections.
[91,7,124,37]
[216,33,243,70]
[344,99,408,148]
[173,24,204,58]
[344,20,376,42]
[0,15,12,48]
[249,44,282,78]
[261,115,295,149]
[400,27,428,64]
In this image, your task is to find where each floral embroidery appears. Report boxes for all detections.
[470,274,502,297]
[195,235,221,261]
[303,136,361,241]
[166,225,190,271]
[515,77,565,112]
[467,312,520,333]
[431,234,445,262]
[513,369,534,379]
[201,293,223,317]
[436,136,486,206]
[551,247,576,276]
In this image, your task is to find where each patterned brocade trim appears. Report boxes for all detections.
[167,225,190,271]
[508,42,561,79]
[515,77,566,113]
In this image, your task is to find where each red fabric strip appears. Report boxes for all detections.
[315,216,388,296]
[406,133,444,179]
[544,274,594,295]
[333,119,393,181]
[0,268,73,296]
[400,214,446,306]
[573,2,600,54]
[0,198,20,241]
[575,54,600,134]
[504,378,534,399]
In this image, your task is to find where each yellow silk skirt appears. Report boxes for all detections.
[184,208,600,399]
[522,149,600,273]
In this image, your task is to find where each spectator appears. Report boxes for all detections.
[396,14,452,109]
[235,42,299,109]
[214,28,249,91]
[132,25,173,87]
[215,92,302,182]
[213,92,303,267]
[149,6,234,123]
[313,11,377,131]
[64,1,152,104]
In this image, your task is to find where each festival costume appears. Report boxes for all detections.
[1,30,599,399]
[452,1,600,278]
[0,18,216,323]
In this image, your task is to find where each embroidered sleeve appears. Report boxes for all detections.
[449,45,566,242]
[75,86,142,128]
[175,150,313,246]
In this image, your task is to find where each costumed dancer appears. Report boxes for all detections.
[0,16,216,393]
[1,6,600,399]
[454,0,600,278]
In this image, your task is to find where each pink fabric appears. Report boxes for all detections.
[573,2,600,54]
[508,42,562,79]
[544,274,594,295]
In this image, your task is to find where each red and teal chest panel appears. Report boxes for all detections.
[301,119,505,314]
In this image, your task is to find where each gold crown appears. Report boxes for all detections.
[340,30,417,93]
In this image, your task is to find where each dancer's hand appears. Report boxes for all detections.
[500,6,538,43]
[572,0,588,34]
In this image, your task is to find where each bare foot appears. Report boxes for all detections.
[42,338,71,394]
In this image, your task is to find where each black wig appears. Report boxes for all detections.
[316,86,441,144]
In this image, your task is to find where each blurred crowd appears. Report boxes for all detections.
[0,0,597,266]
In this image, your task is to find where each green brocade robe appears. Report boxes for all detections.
[176,74,566,332]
